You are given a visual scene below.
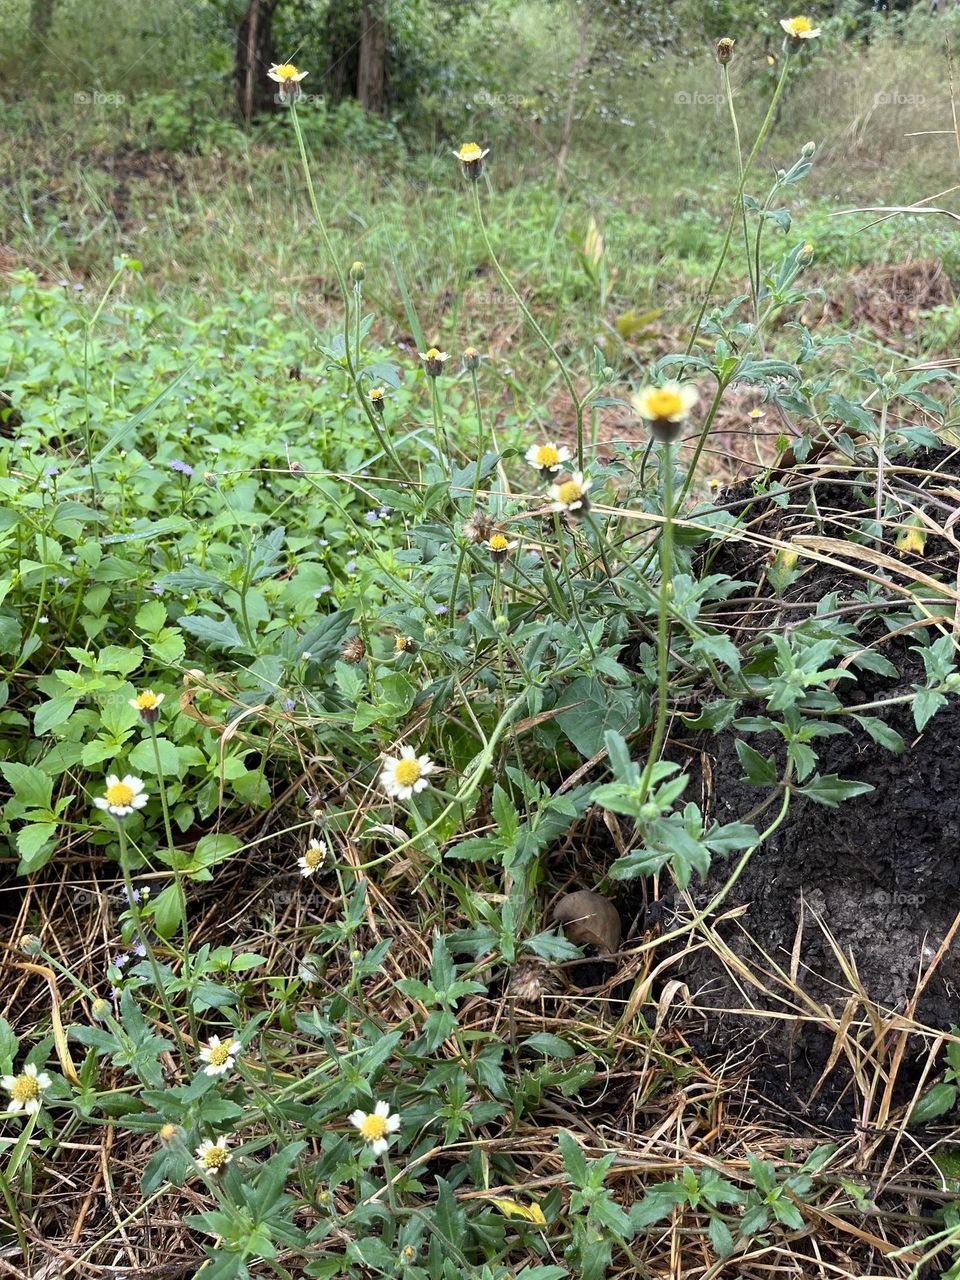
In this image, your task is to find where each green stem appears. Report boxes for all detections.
[116,822,192,1075]
[637,441,675,803]
[288,104,411,482]
[685,53,791,357]
[471,181,585,469]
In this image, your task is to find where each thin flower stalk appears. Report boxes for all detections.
[470,181,586,469]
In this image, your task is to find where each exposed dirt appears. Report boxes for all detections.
[668,445,960,1117]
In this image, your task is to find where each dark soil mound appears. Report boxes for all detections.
[669,445,960,1117]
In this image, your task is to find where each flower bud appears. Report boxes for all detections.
[462,346,481,371]
[341,636,366,664]
[19,934,41,956]
[716,37,735,65]
[349,260,365,283]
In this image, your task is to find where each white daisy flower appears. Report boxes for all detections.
[632,381,699,425]
[195,1136,232,1175]
[380,747,436,800]
[548,471,593,513]
[780,15,821,40]
[129,689,164,722]
[525,441,571,475]
[199,1035,242,1077]
[93,774,148,817]
[349,1099,401,1156]
[267,62,309,85]
[298,839,329,877]
[2,1063,52,1115]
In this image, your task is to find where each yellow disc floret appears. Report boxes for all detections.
[534,445,560,468]
[488,534,510,552]
[359,1112,390,1142]
[456,143,484,162]
[393,758,422,788]
[106,781,134,808]
[134,691,160,710]
[556,479,583,506]
[9,1074,39,1106]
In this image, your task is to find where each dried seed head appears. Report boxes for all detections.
[462,511,496,545]
[341,635,366,664]
[716,37,735,64]
[509,959,559,1006]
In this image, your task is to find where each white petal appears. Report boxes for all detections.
[36,1073,51,1090]
[1,1076,14,1091]
[349,1110,367,1130]
[374,1099,390,1117]
[371,1138,389,1155]
[386,1114,401,1132]
[105,774,120,788]
[94,797,109,809]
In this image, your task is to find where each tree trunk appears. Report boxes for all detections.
[323,3,362,105]
[29,0,57,52]
[556,0,590,184]
[357,0,386,115]
[235,0,278,125]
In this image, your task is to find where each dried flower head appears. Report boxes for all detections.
[462,511,496,545]
[341,635,366,664]
[509,959,559,1006]
[716,37,735,64]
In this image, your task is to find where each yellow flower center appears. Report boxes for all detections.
[534,445,560,468]
[106,782,134,807]
[557,480,583,506]
[10,1074,39,1104]
[785,16,812,34]
[359,1113,389,1142]
[425,348,442,360]
[644,388,686,420]
[394,759,422,788]
[457,143,483,161]
[202,1145,228,1169]
[369,388,384,400]
[488,534,509,552]
[135,692,159,709]
[274,63,300,81]
[208,1043,231,1066]
[304,843,324,868]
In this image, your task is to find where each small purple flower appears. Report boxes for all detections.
[113,953,130,970]
[170,460,194,477]
[284,698,297,712]
[345,559,357,574]
[56,576,69,586]
[131,940,147,959]
[434,604,448,616]
[365,511,380,524]
[45,465,59,477]
[147,583,164,595]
